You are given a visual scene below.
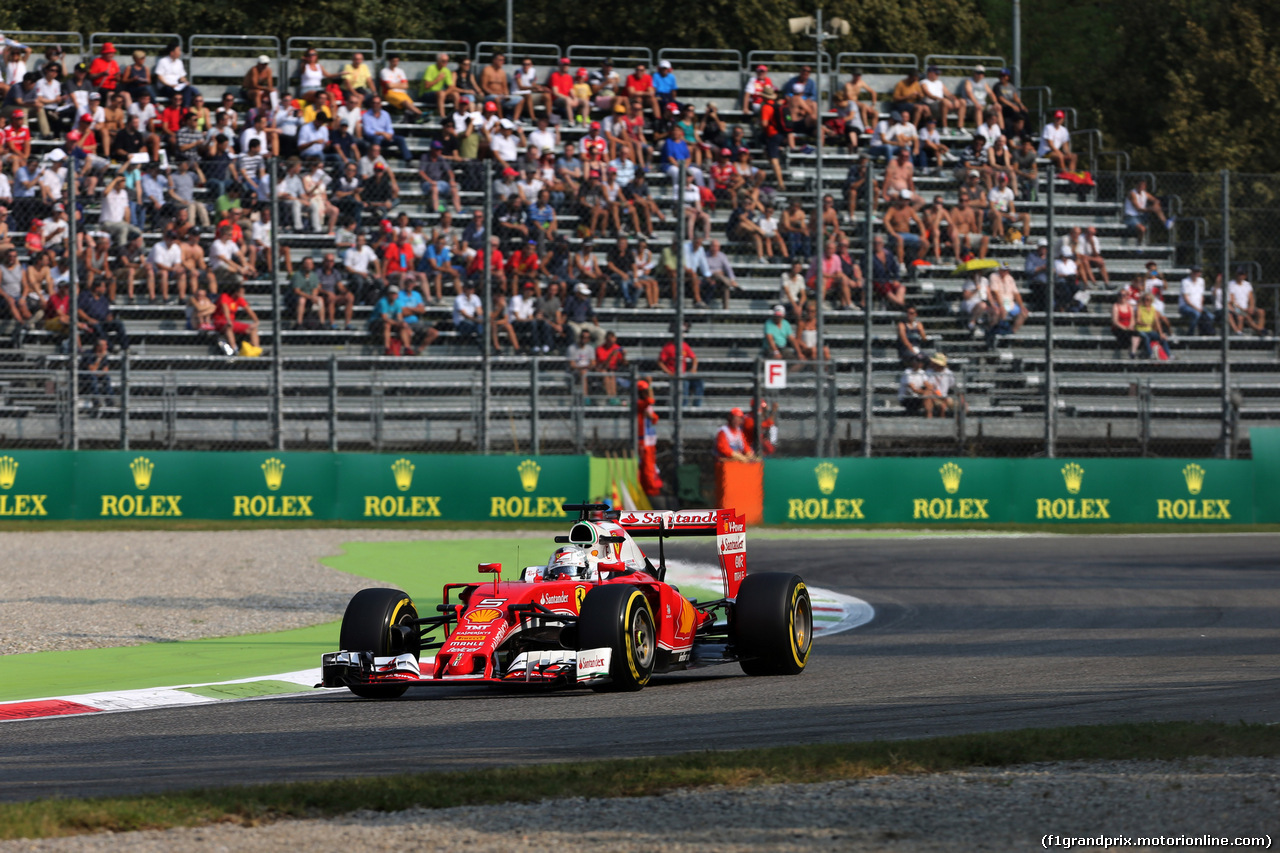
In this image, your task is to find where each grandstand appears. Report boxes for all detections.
[1,33,1277,458]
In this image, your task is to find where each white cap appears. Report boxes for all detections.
[900,188,913,200]
[258,55,270,64]
[772,305,786,316]
[576,283,592,296]
[499,118,515,130]
[1060,245,1074,257]
[1037,238,1049,248]
[658,59,672,70]
[46,148,67,162]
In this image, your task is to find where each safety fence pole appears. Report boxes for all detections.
[1220,170,1232,459]
[328,353,338,452]
[120,349,129,450]
[530,356,541,455]
[861,162,874,457]
[481,159,493,454]
[68,168,79,450]
[269,157,283,450]
[673,160,687,468]
[813,7,826,458]
[1044,165,1056,458]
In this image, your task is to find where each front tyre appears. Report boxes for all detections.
[577,585,656,692]
[339,588,419,699]
[731,573,812,676]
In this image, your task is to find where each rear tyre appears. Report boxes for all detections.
[731,573,812,676]
[339,587,420,699]
[577,585,656,692]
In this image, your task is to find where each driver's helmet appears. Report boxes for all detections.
[546,545,590,580]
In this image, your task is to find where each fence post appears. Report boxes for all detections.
[673,160,686,468]
[629,362,638,461]
[813,26,826,459]
[1220,169,1232,459]
[269,157,283,451]
[530,356,540,454]
[753,357,763,455]
[861,161,874,458]
[328,353,338,452]
[481,159,493,454]
[68,166,79,450]
[120,349,129,450]
[1045,165,1056,458]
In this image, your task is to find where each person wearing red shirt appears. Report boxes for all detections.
[508,240,541,289]
[593,329,626,403]
[383,228,426,297]
[213,281,262,355]
[657,326,703,407]
[466,235,507,293]
[546,59,577,122]
[581,123,608,162]
[742,398,777,456]
[708,148,738,200]
[3,109,32,168]
[715,407,756,461]
[635,379,664,497]
[624,64,658,118]
[88,43,120,100]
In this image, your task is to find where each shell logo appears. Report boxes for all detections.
[466,608,503,624]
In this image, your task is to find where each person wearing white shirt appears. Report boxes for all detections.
[378,55,424,120]
[1123,177,1172,243]
[1075,225,1110,286]
[146,232,185,303]
[527,118,558,156]
[210,225,252,288]
[1037,110,1076,172]
[343,233,383,301]
[154,42,199,107]
[976,114,1002,151]
[1215,268,1266,335]
[1177,266,1214,335]
[489,120,521,165]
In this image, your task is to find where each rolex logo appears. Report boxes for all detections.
[392,458,415,492]
[261,458,286,491]
[517,459,541,493]
[1061,462,1084,495]
[815,462,838,495]
[1182,463,1205,496]
[130,456,154,490]
[939,462,963,494]
[0,456,16,490]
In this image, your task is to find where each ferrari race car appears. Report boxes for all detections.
[321,504,812,696]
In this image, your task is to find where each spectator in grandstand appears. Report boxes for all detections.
[879,145,917,207]
[870,235,906,310]
[918,66,962,132]
[444,278,481,344]
[155,42,199,108]
[712,406,755,461]
[624,63,658,119]
[1135,290,1173,358]
[512,57,548,123]
[87,43,119,102]
[508,280,552,352]
[988,262,1027,335]
[378,54,424,122]
[948,191,989,261]
[559,281,601,345]
[956,65,994,129]
[809,240,861,311]
[32,63,69,138]
[416,142,459,214]
[145,230,183,304]
[544,59,575,123]
[113,234,146,303]
[988,174,1030,245]
[343,231,383,302]
[895,305,931,363]
[975,108,1002,153]
[210,222,252,294]
[1054,244,1085,312]
[762,304,801,361]
[296,48,335,104]
[1111,287,1142,357]
[370,282,409,353]
[214,280,262,356]
[592,329,627,403]
[0,246,29,324]
[176,229,210,298]
[1123,178,1173,244]
[887,70,925,127]
[993,69,1029,139]
[77,278,129,351]
[1038,110,1077,173]
[652,60,679,110]
[779,259,807,319]
[835,69,874,132]
[1177,265,1214,336]
[985,134,1017,190]
[884,195,925,266]
[916,118,946,174]
[925,353,962,418]
[898,353,929,415]
[362,161,399,221]
[289,255,325,327]
[97,175,138,248]
[297,110,331,163]
[78,337,112,400]
[701,239,738,309]
[793,301,830,363]
[421,232,461,303]
[1217,267,1267,336]
[478,53,519,119]
[961,268,992,334]
[601,235,637,309]
[782,65,818,124]
[240,56,276,113]
[538,279,568,348]
[187,287,216,331]
[358,141,389,178]
[565,326,598,398]
[331,163,364,230]
[420,53,455,118]
[361,95,410,163]
[338,52,373,99]
[1071,225,1108,287]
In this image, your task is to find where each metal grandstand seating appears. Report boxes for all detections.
[188,34,283,99]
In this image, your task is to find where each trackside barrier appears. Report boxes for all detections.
[0,451,588,521]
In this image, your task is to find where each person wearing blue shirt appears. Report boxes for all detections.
[653,60,679,108]
[371,283,411,353]
[361,96,411,162]
[420,234,461,303]
[659,125,704,188]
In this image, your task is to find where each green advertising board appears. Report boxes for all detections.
[0,451,590,521]
[764,457,1257,525]
[1252,428,1280,524]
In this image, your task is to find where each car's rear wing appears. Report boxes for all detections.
[617,509,747,599]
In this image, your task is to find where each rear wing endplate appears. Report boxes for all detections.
[617,509,747,599]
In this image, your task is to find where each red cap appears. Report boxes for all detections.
[484,101,498,112]
[575,68,588,78]
[719,147,731,156]
[756,64,768,72]
[589,121,600,130]
[102,42,116,54]
[374,162,386,170]
[637,379,649,390]
[730,407,745,418]
[503,167,518,178]
[559,57,570,64]
[1053,109,1065,120]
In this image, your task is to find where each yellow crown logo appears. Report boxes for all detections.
[261,457,286,491]
[1061,462,1085,495]
[518,459,541,493]
[130,456,154,491]
[1183,463,1205,496]
[391,458,415,492]
[0,456,17,490]
[939,462,963,494]
[815,462,838,495]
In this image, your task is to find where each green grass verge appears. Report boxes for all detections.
[2,721,1275,840]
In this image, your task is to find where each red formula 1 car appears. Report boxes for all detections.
[321,504,812,697]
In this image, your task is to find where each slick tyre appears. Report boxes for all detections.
[731,572,812,676]
[339,588,419,699]
[577,585,656,692]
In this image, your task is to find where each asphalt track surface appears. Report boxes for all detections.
[2,534,1277,802]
